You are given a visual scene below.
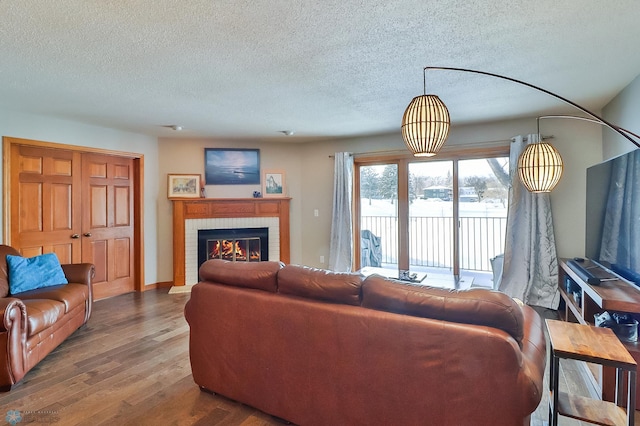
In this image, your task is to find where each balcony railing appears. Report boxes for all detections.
[361,215,507,272]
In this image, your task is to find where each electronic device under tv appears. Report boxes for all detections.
[585,148,640,287]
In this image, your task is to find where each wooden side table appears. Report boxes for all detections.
[546,319,637,426]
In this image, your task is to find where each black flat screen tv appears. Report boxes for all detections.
[585,149,640,286]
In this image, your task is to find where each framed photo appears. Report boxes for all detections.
[168,174,201,198]
[205,148,260,185]
[263,169,286,197]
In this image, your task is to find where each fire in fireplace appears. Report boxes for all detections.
[209,237,261,262]
[197,227,269,274]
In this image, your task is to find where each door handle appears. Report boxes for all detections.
[71,233,80,239]
[83,232,92,237]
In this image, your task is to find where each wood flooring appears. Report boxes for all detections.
[0,289,611,425]
[0,290,278,425]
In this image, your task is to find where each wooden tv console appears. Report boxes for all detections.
[558,258,640,408]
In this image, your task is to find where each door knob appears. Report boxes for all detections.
[83,232,92,237]
[71,233,80,239]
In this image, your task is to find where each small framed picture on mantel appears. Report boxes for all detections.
[168,174,201,199]
[262,169,286,198]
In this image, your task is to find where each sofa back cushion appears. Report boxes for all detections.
[278,264,363,305]
[0,245,21,298]
[362,274,524,345]
[198,259,283,292]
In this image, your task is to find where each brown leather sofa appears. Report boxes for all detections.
[0,245,94,391]
[185,260,546,426]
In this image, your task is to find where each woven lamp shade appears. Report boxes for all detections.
[401,94,450,157]
[517,142,564,192]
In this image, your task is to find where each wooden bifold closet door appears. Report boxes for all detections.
[9,143,135,300]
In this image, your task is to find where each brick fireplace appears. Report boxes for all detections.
[171,198,290,286]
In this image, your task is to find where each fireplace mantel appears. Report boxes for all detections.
[172,198,291,286]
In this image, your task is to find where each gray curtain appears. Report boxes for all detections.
[498,135,560,309]
[328,152,354,272]
[600,150,640,272]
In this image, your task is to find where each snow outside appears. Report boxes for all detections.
[360,158,509,279]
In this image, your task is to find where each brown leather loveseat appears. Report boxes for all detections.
[185,259,546,426]
[0,245,94,391]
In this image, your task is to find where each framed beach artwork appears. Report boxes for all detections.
[168,174,201,198]
[204,148,260,185]
[263,169,286,197]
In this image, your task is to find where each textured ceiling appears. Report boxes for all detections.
[1,1,640,141]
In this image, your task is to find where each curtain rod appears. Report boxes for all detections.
[327,137,545,158]
[328,149,404,159]
[513,135,554,143]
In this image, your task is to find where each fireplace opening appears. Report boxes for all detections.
[198,227,269,274]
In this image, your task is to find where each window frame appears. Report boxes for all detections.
[353,144,509,272]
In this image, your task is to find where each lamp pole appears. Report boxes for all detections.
[538,115,640,142]
[424,66,640,148]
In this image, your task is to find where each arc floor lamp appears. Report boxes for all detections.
[401,66,640,192]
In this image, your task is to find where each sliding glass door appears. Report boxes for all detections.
[359,164,399,270]
[356,149,509,287]
[408,161,454,272]
[458,158,509,277]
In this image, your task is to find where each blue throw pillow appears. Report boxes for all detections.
[6,253,69,294]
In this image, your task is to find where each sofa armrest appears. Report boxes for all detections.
[0,297,27,389]
[518,304,547,414]
[61,263,95,321]
[0,298,26,333]
[61,263,95,285]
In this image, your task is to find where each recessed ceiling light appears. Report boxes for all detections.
[163,125,183,131]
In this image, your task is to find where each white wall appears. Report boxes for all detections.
[602,73,640,159]
[0,109,160,285]
[543,120,602,257]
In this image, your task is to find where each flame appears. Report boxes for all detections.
[210,238,261,261]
